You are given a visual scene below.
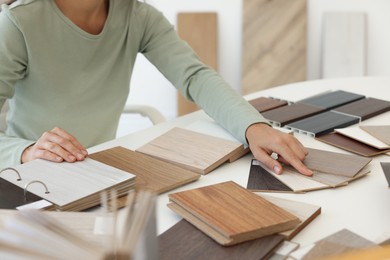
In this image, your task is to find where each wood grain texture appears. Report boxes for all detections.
[136,127,244,174]
[177,12,218,116]
[168,181,300,245]
[297,90,365,110]
[248,97,288,113]
[241,0,307,94]
[360,125,390,145]
[258,194,321,240]
[333,98,390,121]
[380,162,390,188]
[304,148,372,178]
[316,132,390,157]
[159,219,285,260]
[286,111,360,137]
[89,146,200,196]
[261,103,325,127]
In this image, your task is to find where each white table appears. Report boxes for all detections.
[89,76,390,247]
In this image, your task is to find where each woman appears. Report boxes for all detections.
[0,0,312,176]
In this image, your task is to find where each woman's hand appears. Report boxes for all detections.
[246,123,313,176]
[21,127,88,163]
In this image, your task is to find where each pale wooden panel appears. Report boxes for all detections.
[322,12,366,79]
[177,12,218,116]
[241,0,307,94]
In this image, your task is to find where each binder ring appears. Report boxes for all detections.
[24,180,50,197]
[0,167,22,181]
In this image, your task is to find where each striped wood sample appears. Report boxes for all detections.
[177,12,218,116]
[89,146,200,196]
[168,181,300,245]
[297,90,365,110]
[159,219,284,260]
[332,98,390,120]
[335,127,390,149]
[241,0,307,94]
[136,127,244,174]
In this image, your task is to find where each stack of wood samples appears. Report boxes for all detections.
[136,127,246,174]
[247,148,371,193]
[89,146,200,207]
[316,125,390,157]
[167,181,300,246]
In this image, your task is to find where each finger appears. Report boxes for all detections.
[253,148,284,174]
[46,128,87,160]
[34,148,65,163]
[277,152,313,176]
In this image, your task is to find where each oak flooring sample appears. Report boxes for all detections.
[380,162,390,188]
[316,132,390,157]
[168,181,300,245]
[258,194,321,240]
[248,97,288,113]
[304,148,372,178]
[297,90,365,110]
[159,219,284,260]
[302,229,377,260]
[261,103,325,127]
[360,125,390,145]
[285,111,360,136]
[335,127,390,149]
[136,127,244,174]
[333,97,390,120]
[89,146,200,196]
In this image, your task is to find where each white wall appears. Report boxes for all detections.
[126,0,390,122]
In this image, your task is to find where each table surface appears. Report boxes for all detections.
[89,76,390,247]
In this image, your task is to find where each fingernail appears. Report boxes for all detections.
[56,156,63,162]
[82,150,88,156]
[273,166,281,174]
[76,153,84,160]
[68,155,76,161]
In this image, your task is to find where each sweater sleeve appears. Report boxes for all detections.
[135,3,270,144]
[0,9,34,168]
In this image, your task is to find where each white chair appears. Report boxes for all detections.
[0,100,166,133]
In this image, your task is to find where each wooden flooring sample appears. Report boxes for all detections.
[381,162,390,188]
[316,132,390,157]
[258,194,321,240]
[332,97,390,121]
[168,181,300,245]
[286,111,360,137]
[360,125,390,145]
[136,127,244,174]
[261,103,325,127]
[89,146,200,196]
[335,127,390,149]
[248,97,288,112]
[159,219,285,260]
[304,148,372,178]
[297,90,365,110]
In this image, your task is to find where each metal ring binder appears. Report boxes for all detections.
[24,180,50,197]
[0,167,22,181]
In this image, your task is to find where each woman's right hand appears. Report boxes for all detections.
[21,127,88,164]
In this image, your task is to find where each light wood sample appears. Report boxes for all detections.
[168,181,300,246]
[136,127,245,174]
[89,146,200,200]
[360,125,390,145]
[335,127,390,149]
[177,12,218,116]
[241,0,307,94]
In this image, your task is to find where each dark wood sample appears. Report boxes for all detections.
[159,219,285,260]
[316,132,390,157]
[247,159,293,192]
[89,146,200,198]
[167,181,300,245]
[248,97,288,112]
[332,97,390,120]
[286,111,360,136]
[297,90,365,110]
[380,162,390,188]
[0,177,43,209]
[261,103,325,127]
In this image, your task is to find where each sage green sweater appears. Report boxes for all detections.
[0,0,267,168]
